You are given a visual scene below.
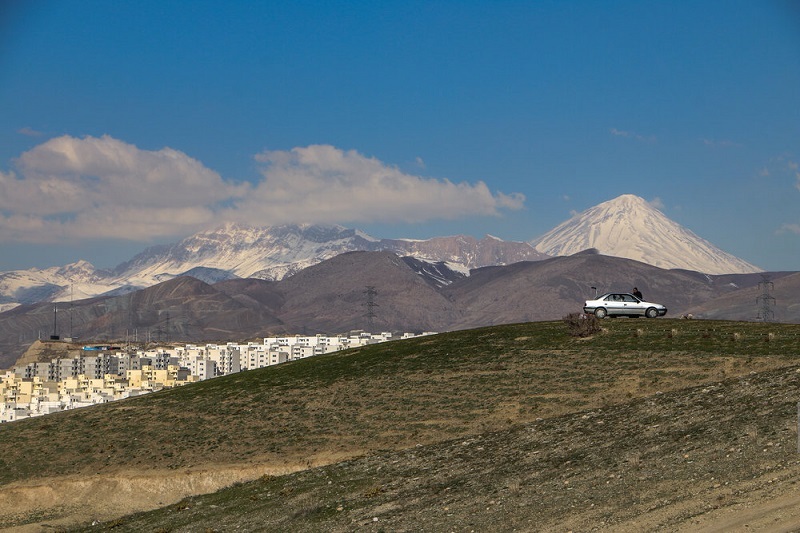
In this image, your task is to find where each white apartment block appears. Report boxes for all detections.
[1,331,436,423]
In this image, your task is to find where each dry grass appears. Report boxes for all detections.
[1,318,799,530]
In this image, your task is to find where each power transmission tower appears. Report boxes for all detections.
[363,286,378,331]
[69,283,73,339]
[756,274,776,322]
[51,303,59,340]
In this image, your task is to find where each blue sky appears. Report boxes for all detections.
[1,0,799,271]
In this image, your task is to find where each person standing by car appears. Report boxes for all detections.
[632,287,643,300]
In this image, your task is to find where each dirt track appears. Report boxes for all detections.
[0,464,281,530]
[681,485,800,533]
[0,454,360,531]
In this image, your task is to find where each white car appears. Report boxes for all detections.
[583,293,667,319]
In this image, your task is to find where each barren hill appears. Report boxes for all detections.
[79,362,800,532]
[273,251,460,333]
[1,319,800,530]
[684,271,800,323]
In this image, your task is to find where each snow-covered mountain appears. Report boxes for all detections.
[115,223,544,284]
[113,223,383,285]
[0,260,122,313]
[532,194,762,275]
[0,223,544,310]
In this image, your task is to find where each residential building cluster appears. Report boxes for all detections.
[1,331,433,423]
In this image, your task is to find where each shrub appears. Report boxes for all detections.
[563,312,602,338]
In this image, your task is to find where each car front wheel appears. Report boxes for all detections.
[645,307,658,318]
[594,307,607,319]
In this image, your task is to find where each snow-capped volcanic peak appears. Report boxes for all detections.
[532,194,762,274]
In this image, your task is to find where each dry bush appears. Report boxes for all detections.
[563,312,601,338]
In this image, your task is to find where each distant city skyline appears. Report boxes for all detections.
[1,1,798,271]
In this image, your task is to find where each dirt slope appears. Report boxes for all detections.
[1,320,799,530]
[63,364,800,532]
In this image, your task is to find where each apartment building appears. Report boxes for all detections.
[2,331,435,423]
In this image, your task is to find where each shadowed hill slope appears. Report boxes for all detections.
[274,251,460,333]
[685,271,800,323]
[441,253,764,327]
[1,251,798,368]
[0,276,286,368]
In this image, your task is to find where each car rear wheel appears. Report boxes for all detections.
[594,307,607,319]
[645,307,658,318]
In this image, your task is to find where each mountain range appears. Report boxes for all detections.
[0,195,765,313]
[1,249,797,369]
[0,224,545,313]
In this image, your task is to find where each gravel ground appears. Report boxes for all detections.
[70,363,800,532]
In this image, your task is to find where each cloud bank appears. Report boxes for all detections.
[247,145,524,224]
[0,135,524,243]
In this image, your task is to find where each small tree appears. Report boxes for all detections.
[563,312,601,338]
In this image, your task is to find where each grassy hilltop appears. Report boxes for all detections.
[2,318,800,531]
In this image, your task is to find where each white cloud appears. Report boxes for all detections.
[239,145,524,225]
[610,128,656,143]
[17,126,43,137]
[701,138,740,148]
[0,135,249,242]
[757,156,800,188]
[778,223,800,235]
[774,159,799,236]
[648,197,665,210]
[0,137,524,244]
[790,160,800,191]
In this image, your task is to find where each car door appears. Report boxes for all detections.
[621,293,644,316]
[604,294,626,315]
